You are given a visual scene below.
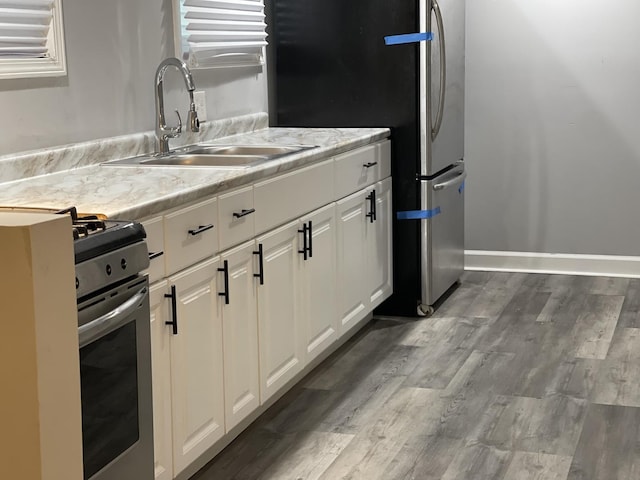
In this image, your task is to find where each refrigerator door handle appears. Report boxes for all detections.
[431,0,446,142]
[433,170,466,191]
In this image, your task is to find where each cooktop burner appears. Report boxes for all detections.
[55,207,147,264]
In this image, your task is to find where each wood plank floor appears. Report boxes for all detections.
[191,272,640,480]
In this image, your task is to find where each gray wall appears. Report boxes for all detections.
[465,0,640,255]
[0,0,267,156]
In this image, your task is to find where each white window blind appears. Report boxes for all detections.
[175,0,267,68]
[0,0,66,79]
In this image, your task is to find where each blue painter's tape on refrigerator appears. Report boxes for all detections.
[458,181,465,194]
[384,32,434,46]
[396,207,441,220]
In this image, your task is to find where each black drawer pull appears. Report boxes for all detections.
[298,223,308,261]
[188,224,214,236]
[149,251,164,261]
[363,161,378,168]
[253,244,264,285]
[218,260,230,305]
[307,220,313,258]
[164,285,178,335]
[233,208,256,219]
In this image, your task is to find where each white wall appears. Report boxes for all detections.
[465,0,640,256]
[0,0,268,156]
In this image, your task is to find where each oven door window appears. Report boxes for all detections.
[80,319,139,479]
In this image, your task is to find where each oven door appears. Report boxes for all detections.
[78,275,154,480]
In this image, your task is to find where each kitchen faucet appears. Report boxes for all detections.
[154,57,200,154]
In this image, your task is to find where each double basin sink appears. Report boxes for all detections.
[103,144,318,169]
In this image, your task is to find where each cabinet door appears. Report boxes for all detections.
[300,204,338,363]
[256,221,304,403]
[169,258,225,475]
[149,281,173,480]
[219,242,260,431]
[336,189,369,333]
[368,177,393,309]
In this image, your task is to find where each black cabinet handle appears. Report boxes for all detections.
[253,243,264,285]
[233,208,256,219]
[366,189,377,223]
[149,251,164,261]
[363,161,378,168]
[218,260,230,305]
[372,189,377,221]
[307,220,313,258]
[164,285,178,335]
[188,224,214,236]
[298,223,308,260]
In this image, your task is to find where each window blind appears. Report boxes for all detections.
[177,0,267,68]
[0,0,54,58]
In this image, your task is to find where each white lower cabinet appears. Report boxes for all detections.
[168,258,225,475]
[300,204,338,362]
[337,178,393,334]
[147,140,393,479]
[255,203,339,403]
[368,177,393,309]
[255,221,305,403]
[150,281,173,480]
[219,241,260,431]
[336,189,370,333]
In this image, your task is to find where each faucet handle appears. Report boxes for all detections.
[173,109,183,136]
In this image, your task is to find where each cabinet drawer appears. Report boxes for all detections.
[142,216,165,284]
[334,141,391,200]
[164,197,218,275]
[254,159,334,235]
[218,186,255,251]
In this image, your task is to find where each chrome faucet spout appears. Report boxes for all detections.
[155,58,200,154]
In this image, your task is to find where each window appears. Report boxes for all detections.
[0,0,67,79]
[173,0,267,69]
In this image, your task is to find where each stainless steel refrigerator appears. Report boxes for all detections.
[267,0,465,316]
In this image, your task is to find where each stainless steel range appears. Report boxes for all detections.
[60,207,154,480]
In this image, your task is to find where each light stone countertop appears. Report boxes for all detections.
[0,127,389,220]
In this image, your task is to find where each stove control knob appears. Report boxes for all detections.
[121,258,127,270]
[106,264,112,275]
[75,277,79,289]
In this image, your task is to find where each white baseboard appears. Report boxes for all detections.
[464,250,640,278]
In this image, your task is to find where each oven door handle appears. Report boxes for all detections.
[78,287,148,347]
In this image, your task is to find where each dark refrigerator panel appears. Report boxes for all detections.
[268,0,424,313]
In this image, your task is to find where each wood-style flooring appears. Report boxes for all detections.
[191,272,640,480]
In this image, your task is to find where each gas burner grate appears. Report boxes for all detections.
[56,207,108,239]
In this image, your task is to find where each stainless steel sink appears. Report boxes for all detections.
[182,145,310,156]
[138,154,265,168]
[102,144,318,168]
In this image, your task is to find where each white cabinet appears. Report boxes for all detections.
[164,197,218,275]
[145,139,393,479]
[336,178,393,335]
[368,177,393,309]
[300,204,338,362]
[254,159,334,235]
[255,221,304,403]
[217,186,255,251]
[149,281,173,480]
[168,258,225,475]
[143,217,166,284]
[219,241,260,431]
[336,189,369,332]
